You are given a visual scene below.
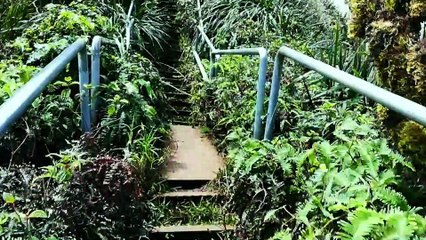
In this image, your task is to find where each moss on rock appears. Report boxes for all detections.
[349,0,426,163]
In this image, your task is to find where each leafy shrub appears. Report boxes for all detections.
[57,154,150,239]
[0,0,36,41]
[191,55,259,145]
[0,0,169,238]
[348,0,426,168]
[200,0,337,48]
[0,1,168,165]
[0,146,154,239]
[184,1,424,235]
[0,2,116,164]
[96,52,167,150]
[224,117,425,239]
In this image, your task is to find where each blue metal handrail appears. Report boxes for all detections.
[264,46,426,140]
[91,36,102,123]
[90,36,116,123]
[0,39,91,137]
[192,50,209,82]
[195,25,268,139]
[212,48,268,139]
[193,0,269,139]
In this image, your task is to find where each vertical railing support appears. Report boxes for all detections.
[264,52,284,140]
[212,48,269,140]
[78,47,91,133]
[91,36,102,123]
[255,48,268,139]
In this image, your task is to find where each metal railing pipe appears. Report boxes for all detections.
[196,26,217,78]
[264,46,426,140]
[90,36,116,124]
[78,47,91,133]
[197,26,216,51]
[194,20,269,139]
[91,36,102,123]
[0,39,89,137]
[193,50,210,82]
[212,48,268,139]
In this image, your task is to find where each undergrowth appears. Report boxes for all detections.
[0,0,170,238]
[177,0,426,239]
[153,198,236,226]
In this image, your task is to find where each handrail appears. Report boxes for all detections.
[91,36,117,123]
[194,26,268,139]
[91,36,102,123]
[192,49,209,82]
[212,48,268,140]
[196,26,218,78]
[194,0,269,139]
[264,46,426,140]
[197,26,217,52]
[0,39,91,137]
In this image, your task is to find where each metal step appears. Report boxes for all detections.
[162,125,224,181]
[168,109,192,115]
[152,225,234,233]
[159,190,219,198]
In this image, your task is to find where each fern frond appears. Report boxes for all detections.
[374,187,409,211]
[296,200,316,227]
[338,208,383,240]
[377,211,413,240]
[269,230,292,240]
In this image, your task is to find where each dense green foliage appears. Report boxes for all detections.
[349,0,426,179]
[0,1,169,238]
[177,0,426,239]
[225,116,426,239]
[2,0,426,239]
[200,0,337,48]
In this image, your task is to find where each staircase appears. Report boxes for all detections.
[157,0,192,125]
[151,1,234,239]
[150,125,234,240]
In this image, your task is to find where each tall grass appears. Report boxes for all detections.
[0,0,36,40]
[313,22,375,83]
[200,0,338,47]
[97,0,168,53]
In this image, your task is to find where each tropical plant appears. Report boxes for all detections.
[348,0,426,170]
[0,0,36,42]
[200,0,337,48]
[190,55,259,147]
[0,0,170,238]
[223,116,425,239]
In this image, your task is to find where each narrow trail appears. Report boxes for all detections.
[150,1,234,239]
[156,0,192,125]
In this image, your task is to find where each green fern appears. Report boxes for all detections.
[269,230,293,240]
[376,210,414,240]
[338,208,383,240]
[373,187,410,211]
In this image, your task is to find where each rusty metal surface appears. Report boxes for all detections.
[163,125,224,181]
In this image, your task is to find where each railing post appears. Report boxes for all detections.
[264,53,284,140]
[265,45,426,140]
[211,48,269,139]
[209,52,215,78]
[78,47,91,133]
[91,36,102,124]
[253,48,268,140]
